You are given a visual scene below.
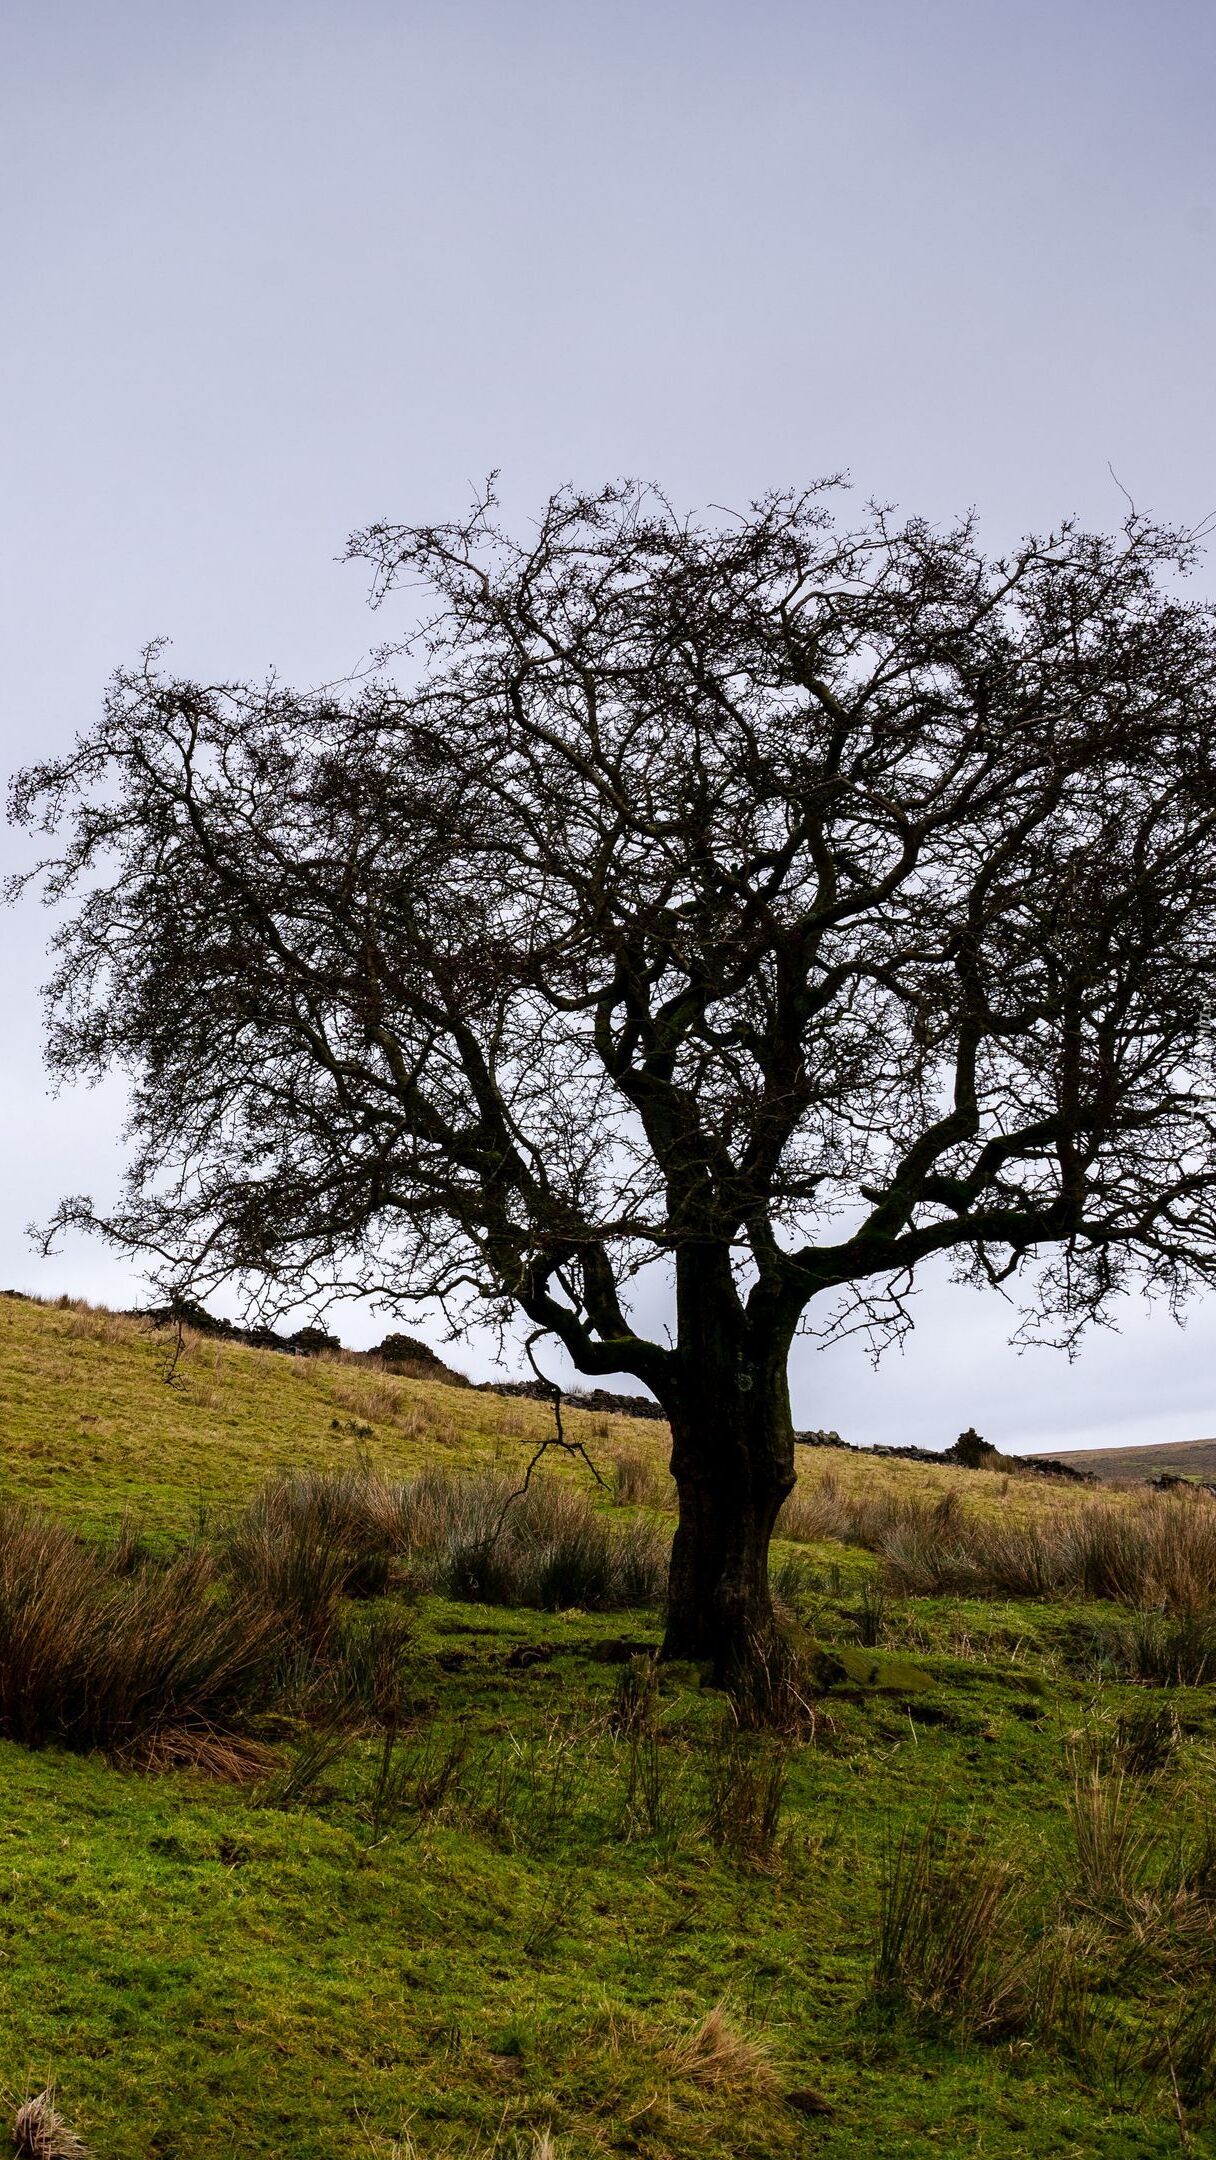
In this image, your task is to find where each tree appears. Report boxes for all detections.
[12,482,1216,1676]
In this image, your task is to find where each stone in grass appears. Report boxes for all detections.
[12,2088,89,2159]
[806,1641,935,1695]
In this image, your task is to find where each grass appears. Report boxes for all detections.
[0,1512,282,1761]
[12,2087,90,2159]
[393,1465,668,1609]
[0,1293,663,1534]
[5,1290,1216,2154]
[873,1819,1034,2039]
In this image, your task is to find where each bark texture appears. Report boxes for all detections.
[659,1251,796,1676]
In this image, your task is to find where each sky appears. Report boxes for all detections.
[3,0,1216,1453]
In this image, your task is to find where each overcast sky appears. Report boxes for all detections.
[3,0,1216,1452]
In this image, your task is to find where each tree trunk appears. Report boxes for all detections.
[659,1250,796,1680]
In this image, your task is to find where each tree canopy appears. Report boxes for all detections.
[13,481,1216,1667]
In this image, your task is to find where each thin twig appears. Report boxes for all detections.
[1167,2039,1192,2154]
[486,1333,606,1547]
[161,1307,187,1386]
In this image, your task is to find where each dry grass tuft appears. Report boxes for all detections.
[126,1725,280,1782]
[13,2087,89,2159]
[862,1482,1216,1614]
[395,1466,668,1610]
[0,1513,283,1759]
[702,1721,788,1866]
[728,1632,819,1737]
[1123,1608,1216,1685]
[370,2125,562,2160]
[55,1299,133,1349]
[608,1450,672,1510]
[1110,1701,1182,1778]
[223,1469,397,1650]
[665,2001,776,2093]
[1068,1767,1158,1912]
[775,1471,853,1544]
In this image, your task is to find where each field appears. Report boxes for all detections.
[4,1293,1216,2157]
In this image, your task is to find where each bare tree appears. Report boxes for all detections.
[12,482,1216,1674]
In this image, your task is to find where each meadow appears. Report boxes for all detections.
[2,1292,1216,2157]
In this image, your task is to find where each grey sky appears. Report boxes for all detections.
[3,0,1216,1451]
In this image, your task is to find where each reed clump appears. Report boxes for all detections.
[871,1770,1216,2101]
[392,1466,668,1610]
[791,1477,1216,1616]
[0,1458,666,1774]
[0,1505,282,1759]
[873,1820,1035,2039]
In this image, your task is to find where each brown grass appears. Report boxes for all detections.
[128,1725,280,1781]
[223,1467,398,1649]
[1068,1767,1158,1911]
[665,2002,777,2093]
[774,1471,853,1543]
[397,1466,668,1608]
[608,1449,674,1510]
[0,1507,282,1758]
[876,1494,1216,1615]
[222,1460,668,1635]
[781,1470,1216,1615]
[702,1721,789,1866]
[12,2087,89,2159]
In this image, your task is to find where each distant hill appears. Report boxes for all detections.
[1027,1434,1216,1485]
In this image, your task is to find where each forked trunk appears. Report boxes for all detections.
[659,1255,796,1680]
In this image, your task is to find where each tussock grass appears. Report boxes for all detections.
[820,1479,1216,1615]
[665,2002,777,2093]
[329,1604,416,1724]
[608,1449,674,1509]
[1067,1767,1158,1912]
[0,1508,282,1758]
[1122,1608,1216,1685]
[257,1726,352,1811]
[775,1471,855,1544]
[728,1632,819,1736]
[609,1653,660,1738]
[0,1459,666,1776]
[874,1821,1034,2039]
[395,1467,668,1610]
[385,2126,563,2160]
[223,1467,397,1650]
[1144,1989,1216,2110]
[1109,1701,1182,1778]
[702,1722,788,1866]
[361,1723,472,1836]
[12,2086,89,2159]
[862,1767,1216,2109]
[223,1461,668,1630]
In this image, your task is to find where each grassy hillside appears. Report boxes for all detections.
[2,1292,1216,2157]
[0,1292,662,1531]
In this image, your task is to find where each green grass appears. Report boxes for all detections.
[0,1292,656,1534]
[1,1292,1214,2156]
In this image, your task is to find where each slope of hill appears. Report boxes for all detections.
[0,1289,1213,2159]
[0,1290,660,1531]
[1027,1433,1216,1483]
